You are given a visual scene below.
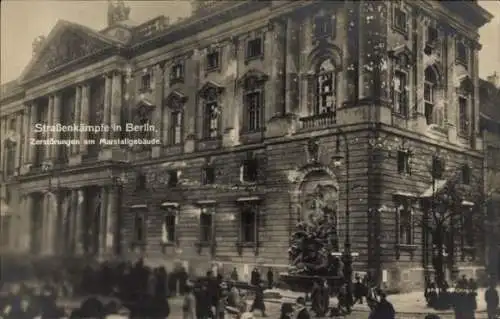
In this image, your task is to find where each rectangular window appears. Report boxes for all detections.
[240,208,257,243]
[8,118,16,131]
[199,207,214,243]
[5,142,16,177]
[170,63,184,83]
[393,8,407,33]
[170,111,182,145]
[168,170,178,187]
[162,211,176,244]
[246,38,263,59]
[314,16,333,38]
[397,200,413,245]
[140,74,151,92]
[462,206,474,247]
[0,216,11,247]
[241,158,258,183]
[397,150,411,175]
[206,51,220,71]
[135,173,147,191]
[393,71,408,116]
[316,70,336,114]
[133,211,146,244]
[204,101,219,138]
[427,26,438,45]
[458,96,468,134]
[432,156,445,179]
[461,164,471,185]
[245,91,262,132]
[202,166,215,185]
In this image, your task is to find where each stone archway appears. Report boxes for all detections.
[290,164,342,249]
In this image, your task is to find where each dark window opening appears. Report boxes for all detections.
[140,74,151,92]
[133,213,145,243]
[242,157,258,183]
[397,150,411,175]
[168,170,178,187]
[202,166,216,185]
[432,156,445,179]
[427,27,438,45]
[200,208,213,242]
[393,71,408,116]
[245,91,262,131]
[458,96,469,134]
[170,111,183,145]
[246,38,263,59]
[241,208,256,243]
[163,212,176,243]
[394,8,407,32]
[206,51,220,70]
[456,42,468,65]
[314,16,333,38]
[204,99,219,138]
[461,164,471,185]
[170,63,184,82]
[136,173,147,191]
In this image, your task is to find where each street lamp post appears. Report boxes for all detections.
[332,128,353,304]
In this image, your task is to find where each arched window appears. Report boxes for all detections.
[424,67,439,125]
[315,59,336,115]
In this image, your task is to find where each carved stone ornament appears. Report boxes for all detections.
[44,30,102,70]
[306,137,320,163]
[164,90,187,109]
[199,81,224,99]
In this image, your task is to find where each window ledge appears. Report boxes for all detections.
[160,241,177,247]
[139,88,153,94]
[244,54,264,64]
[393,26,408,38]
[462,245,475,252]
[205,66,220,73]
[170,78,184,86]
[393,112,409,120]
[236,241,258,248]
[130,241,147,248]
[396,244,418,251]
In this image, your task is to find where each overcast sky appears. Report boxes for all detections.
[1,1,499,84]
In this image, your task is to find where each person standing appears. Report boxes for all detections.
[251,268,260,286]
[183,282,197,319]
[231,268,239,282]
[294,297,311,319]
[250,284,267,317]
[267,268,274,289]
[370,291,395,319]
[485,284,499,319]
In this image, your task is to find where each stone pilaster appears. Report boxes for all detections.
[74,189,85,255]
[28,103,37,165]
[446,33,458,143]
[21,195,34,252]
[184,52,200,153]
[285,16,300,114]
[472,46,481,150]
[15,114,22,171]
[0,117,6,174]
[98,187,109,255]
[72,86,82,155]
[22,105,31,170]
[222,38,240,147]
[413,13,428,132]
[266,18,293,138]
[298,15,313,117]
[103,74,113,140]
[105,186,119,254]
[52,93,62,161]
[344,1,360,105]
[44,96,54,161]
[152,62,166,158]
[79,84,90,155]
[111,71,122,138]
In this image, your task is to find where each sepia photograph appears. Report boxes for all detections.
[1,0,499,318]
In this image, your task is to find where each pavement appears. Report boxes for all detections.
[263,287,492,317]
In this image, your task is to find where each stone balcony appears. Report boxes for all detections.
[299,111,337,130]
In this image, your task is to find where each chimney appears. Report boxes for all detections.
[487,72,499,88]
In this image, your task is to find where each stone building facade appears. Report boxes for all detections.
[479,74,500,281]
[0,1,493,291]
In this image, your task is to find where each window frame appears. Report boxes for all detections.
[393,69,409,117]
[461,204,475,248]
[397,149,411,175]
[313,15,334,40]
[424,67,438,125]
[161,206,178,246]
[314,59,337,115]
[131,208,147,247]
[167,170,179,188]
[139,73,152,93]
[455,41,468,67]
[458,94,469,135]
[169,110,183,145]
[243,88,264,133]
[393,6,408,35]
[199,206,215,244]
[4,140,17,177]
[431,156,445,179]
[202,165,216,185]
[202,91,220,139]
[206,49,221,72]
[396,198,414,246]
[461,164,471,185]
[245,37,264,61]
[170,62,185,85]
[240,155,259,184]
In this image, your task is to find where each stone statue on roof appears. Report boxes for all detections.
[107,0,131,27]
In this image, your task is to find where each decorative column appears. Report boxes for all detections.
[52,93,62,161]
[184,51,200,153]
[22,106,31,170]
[28,103,37,165]
[44,96,54,161]
[74,189,85,255]
[72,86,82,155]
[23,195,34,252]
[446,32,458,143]
[285,16,300,114]
[15,114,22,171]
[298,15,313,117]
[103,74,113,140]
[99,187,109,256]
[152,62,165,158]
[222,38,240,147]
[472,44,481,150]
[111,71,123,139]
[359,1,389,104]
[105,184,119,254]
[79,84,90,155]
[0,117,6,173]
[345,2,360,106]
